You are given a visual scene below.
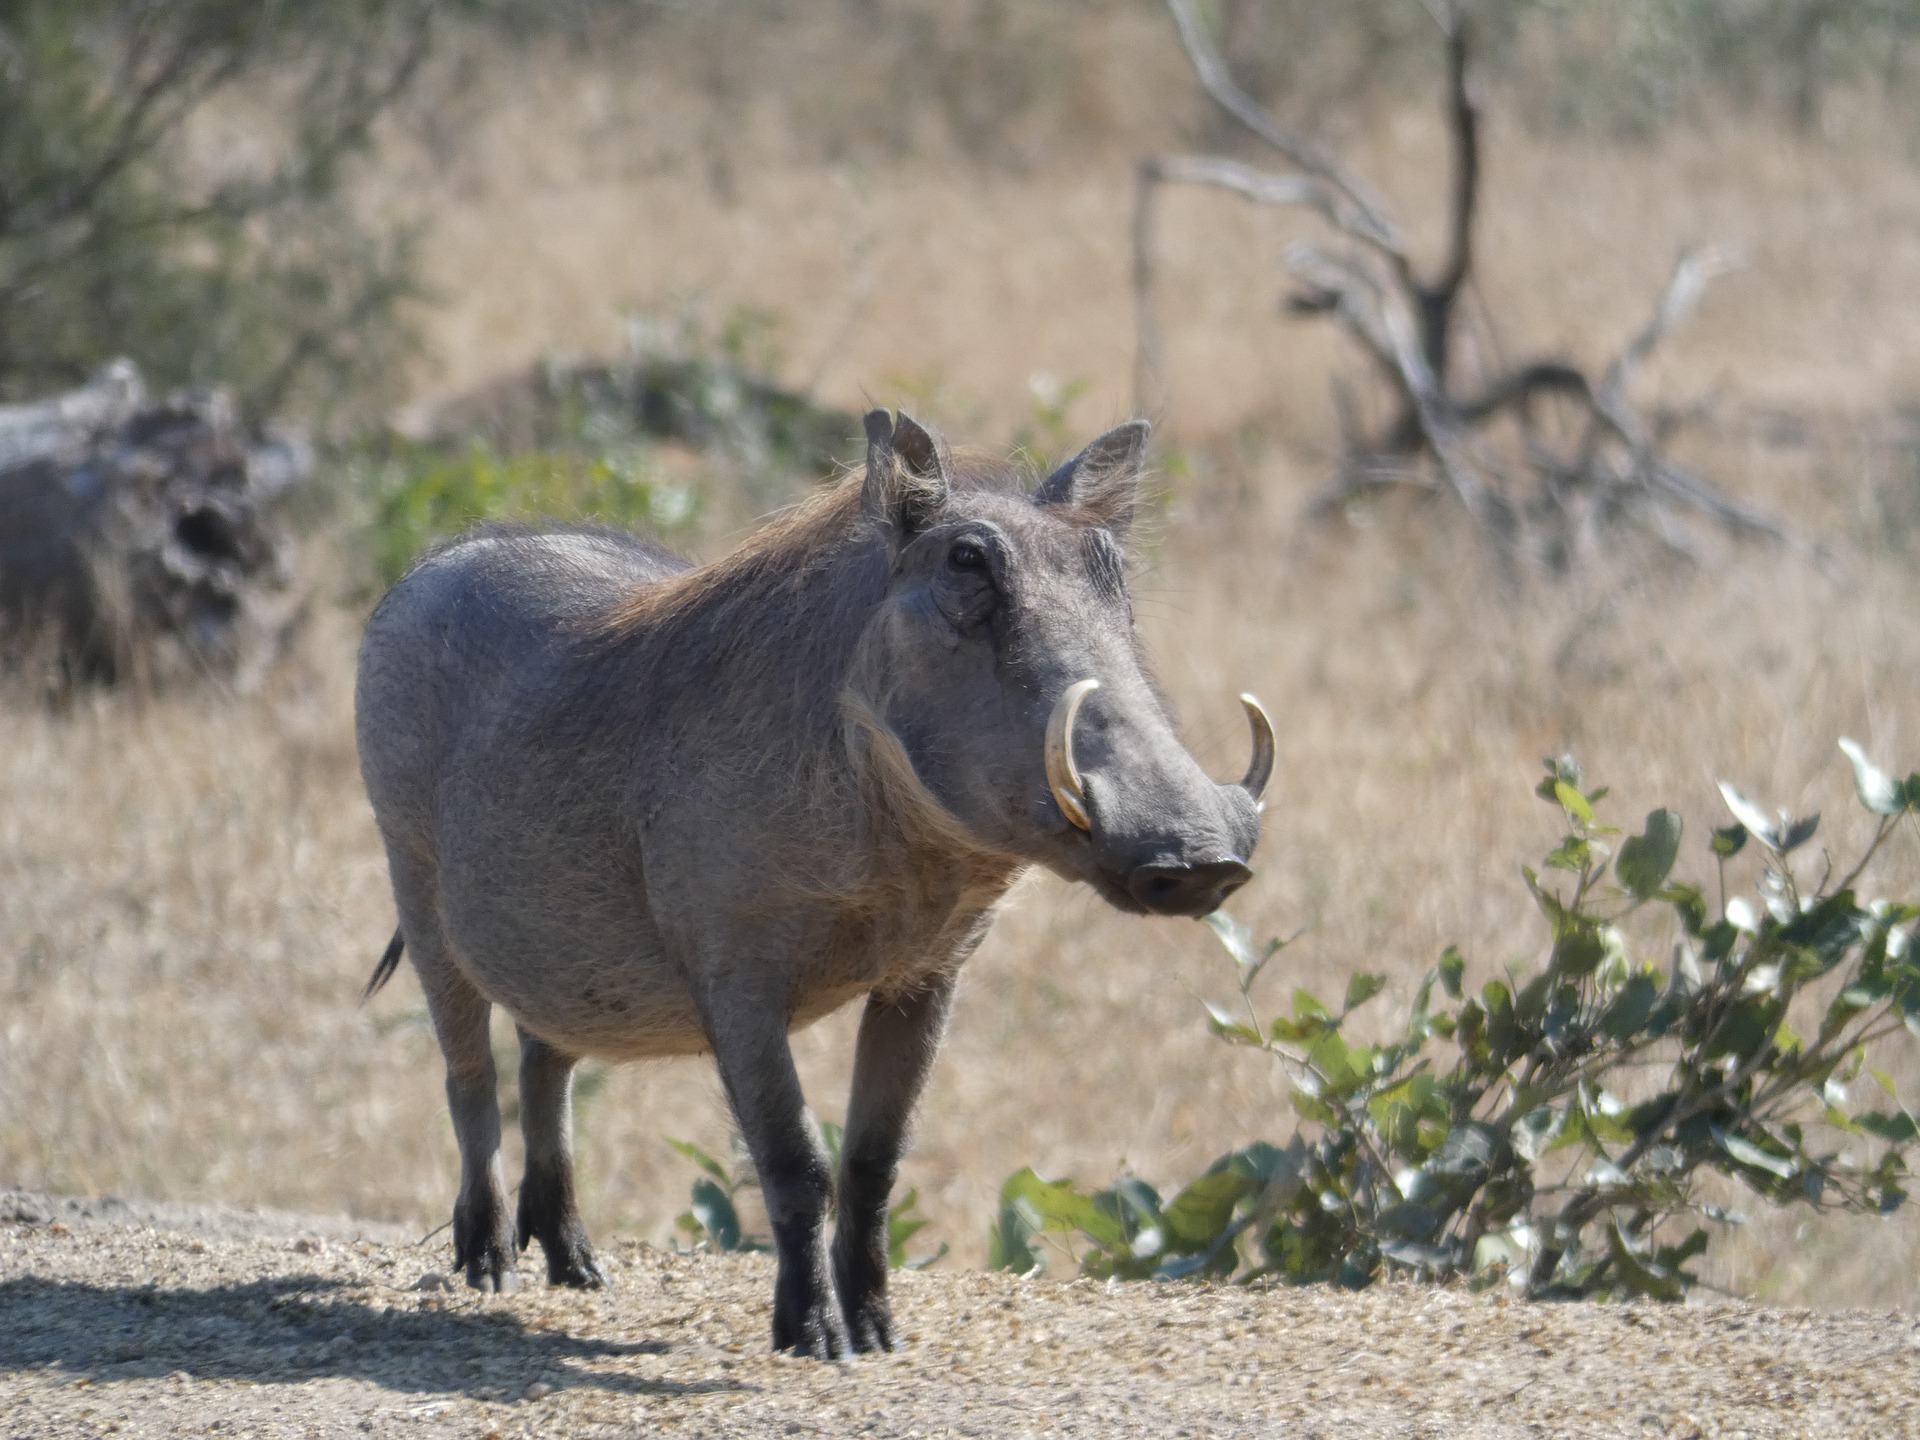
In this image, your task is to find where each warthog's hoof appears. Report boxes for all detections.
[465,1259,521,1294]
[844,1296,898,1355]
[772,1275,852,1360]
[545,1243,609,1290]
[454,1199,520,1295]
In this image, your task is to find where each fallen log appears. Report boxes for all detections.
[0,361,310,690]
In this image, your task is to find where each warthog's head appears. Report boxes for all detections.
[856,410,1269,918]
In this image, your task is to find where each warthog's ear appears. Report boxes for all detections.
[862,408,950,543]
[1035,420,1150,537]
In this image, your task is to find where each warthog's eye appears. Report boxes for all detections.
[947,539,989,572]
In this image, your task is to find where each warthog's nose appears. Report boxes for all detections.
[1127,859,1252,918]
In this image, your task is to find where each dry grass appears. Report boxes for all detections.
[7,450,1920,1307]
[9,25,1920,1311]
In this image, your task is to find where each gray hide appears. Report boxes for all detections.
[354,411,1266,1357]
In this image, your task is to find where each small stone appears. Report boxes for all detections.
[522,1379,556,1401]
[292,1237,322,1255]
[413,1272,451,1292]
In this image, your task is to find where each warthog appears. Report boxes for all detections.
[355,411,1271,1357]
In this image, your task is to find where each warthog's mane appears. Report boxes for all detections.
[582,456,1041,910]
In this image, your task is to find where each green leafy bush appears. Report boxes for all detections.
[354,306,859,588]
[669,1126,946,1271]
[358,440,697,590]
[991,739,1920,1300]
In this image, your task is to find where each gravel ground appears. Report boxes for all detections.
[4,1189,1919,1438]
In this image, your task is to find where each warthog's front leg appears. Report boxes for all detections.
[701,996,849,1360]
[515,1028,609,1289]
[832,975,956,1353]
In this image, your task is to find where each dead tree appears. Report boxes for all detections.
[1136,0,1801,573]
[0,362,310,690]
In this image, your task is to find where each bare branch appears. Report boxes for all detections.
[1132,162,1165,417]
[1431,17,1479,315]
[1454,362,1592,424]
[1145,155,1349,236]
[1602,248,1743,403]
[1145,5,1799,578]
[1163,0,1407,261]
[1306,457,1439,517]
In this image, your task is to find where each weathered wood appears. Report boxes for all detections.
[0,361,309,689]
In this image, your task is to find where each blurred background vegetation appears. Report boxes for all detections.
[9,0,1920,1309]
[10,1,1920,427]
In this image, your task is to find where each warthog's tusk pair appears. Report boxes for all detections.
[1045,679,1276,832]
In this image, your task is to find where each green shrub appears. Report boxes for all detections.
[352,306,859,589]
[991,739,1920,1300]
[668,1127,946,1270]
[358,440,697,589]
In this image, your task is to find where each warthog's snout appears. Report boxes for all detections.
[1126,857,1253,917]
[1045,677,1271,917]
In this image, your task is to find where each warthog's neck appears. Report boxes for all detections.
[595,479,1022,897]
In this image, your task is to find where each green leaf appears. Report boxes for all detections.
[817,1119,844,1172]
[1204,1000,1262,1046]
[1821,985,1872,1041]
[987,1190,1045,1273]
[1706,996,1781,1062]
[1779,892,1865,972]
[1661,882,1708,935]
[1779,813,1820,853]
[1000,1168,1129,1251]
[1162,1169,1255,1252]
[1607,1221,1683,1301]
[1713,1129,1798,1180]
[1438,947,1465,999]
[1344,972,1388,1012]
[1711,824,1748,858]
[1602,973,1659,1041]
[1840,738,1907,816]
[688,1178,743,1251]
[1292,989,1333,1022]
[667,1138,732,1187]
[1544,835,1591,871]
[1306,1029,1361,1091]
[1539,755,1585,798]
[1717,783,1781,850]
[1551,923,1608,978]
[1617,809,1683,900]
[1482,980,1518,1059]
[1857,1112,1920,1144]
[1554,781,1595,825]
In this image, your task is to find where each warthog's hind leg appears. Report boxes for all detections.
[395,860,519,1295]
[515,1027,609,1289]
[832,975,957,1353]
[701,991,850,1359]
[430,978,518,1293]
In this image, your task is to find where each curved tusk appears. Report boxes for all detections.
[1045,678,1100,831]
[1238,693,1275,806]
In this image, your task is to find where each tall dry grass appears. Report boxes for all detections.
[6,438,1919,1306]
[8,23,1920,1309]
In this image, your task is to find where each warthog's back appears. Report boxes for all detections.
[356,526,686,817]
[356,526,704,1057]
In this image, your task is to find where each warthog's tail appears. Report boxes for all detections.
[362,929,405,1001]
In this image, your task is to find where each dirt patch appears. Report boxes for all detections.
[3,1190,1917,1438]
